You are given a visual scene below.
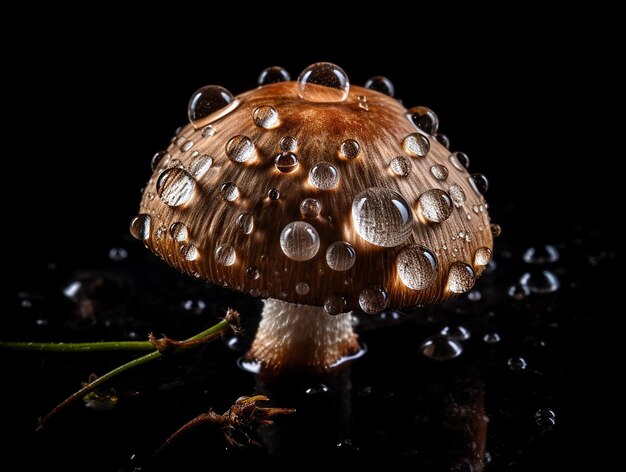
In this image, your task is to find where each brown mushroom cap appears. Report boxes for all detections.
[136,81,493,313]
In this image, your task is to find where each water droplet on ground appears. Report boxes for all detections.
[364,76,394,96]
[519,270,560,294]
[326,241,356,271]
[280,221,320,261]
[507,356,527,371]
[396,245,437,290]
[440,325,471,341]
[182,298,206,315]
[535,408,556,432]
[420,335,463,360]
[298,62,349,102]
[508,282,530,300]
[523,245,560,264]
[304,384,330,395]
[483,332,501,344]
[108,247,128,261]
[352,187,413,247]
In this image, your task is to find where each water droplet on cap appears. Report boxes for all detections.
[252,105,279,129]
[156,168,196,207]
[397,245,437,290]
[274,152,298,173]
[403,133,430,157]
[339,139,360,159]
[407,106,439,135]
[298,62,350,103]
[326,241,356,271]
[490,224,502,237]
[201,125,216,137]
[420,335,463,360]
[448,184,466,206]
[280,221,320,261]
[430,164,449,181]
[258,66,291,86]
[295,282,310,295]
[519,270,560,294]
[225,135,255,163]
[447,262,475,293]
[449,152,470,170]
[358,285,388,314]
[418,189,453,223]
[188,85,234,128]
[364,76,394,96]
[469,173,489,194]
[188,154,212,178]
[434,133,450,149]
[300,198,321,218]
[130,214,151,240]
[352,187,413,247]
[268,188,280,200]
[390,156,412,176]
[309,162,339,190]
[215,243,236,266]
[246,266,260,280]
[169,222,188,241]
[220,182,239,201]
[279,136,297,152]
[236,213,254,235]
[151,151,169,171]
[324,295,346,315]
[474,247,493,266]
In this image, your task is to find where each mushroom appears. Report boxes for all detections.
[132,62,495,376]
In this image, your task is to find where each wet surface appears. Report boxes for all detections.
[0,210,613,470]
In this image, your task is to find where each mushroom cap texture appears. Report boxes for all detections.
[138,81,493,312]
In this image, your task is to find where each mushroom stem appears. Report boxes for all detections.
[248,298,360,375]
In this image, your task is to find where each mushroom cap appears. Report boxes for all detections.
[136,81,493,313]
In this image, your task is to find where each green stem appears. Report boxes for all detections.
[35,310,239,428]
[0,340,155,352]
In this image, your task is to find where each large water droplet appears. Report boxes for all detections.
[258,66,291,86]
[326,241,356,271]
[300,198,321,218]
[295,282,310,295]
[169,222,188,241]
[469,173,489,194]
[220,182,239,201]
[151,151,169,171]
[188,154,212,178]
[390,156,412,176]
[156,168,196,207]
[188,85,234,128]
[447,262,475,293]
[523,245,560,264]
[407,106,439,135]
[280,136,298,152]
[225,135,255,163]
[430,164,449,181]
[339,139,360,159]
[215,243,236,266]
[364,76,394,97]
[280,221,320,261]
[519,270,560,294]
[358,285,388,314]
[450,152,470,170]
[130,214,151,240]
[309,162,339,190]
[274,152,299,173]
[418,189,453,223]
[253,105,279,129]
[396,245,437,290]
[297,62,349,103]
[448,184,466,206]
[324,295,347,315]
[352,187,413,247]
[236,213,254,235]
[420,335,463,360]
[474,247,493,266]
[403,133,430,157]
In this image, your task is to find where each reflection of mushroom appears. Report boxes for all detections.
[132,62,495,376]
